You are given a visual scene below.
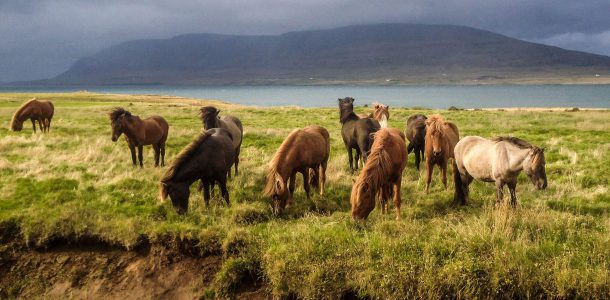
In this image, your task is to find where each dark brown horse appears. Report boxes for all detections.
[454,136,547,206]
[351,128,407,220]
[424,115,459,193]
[339,97,380,172]
[405,114,427,170]
[199,106,243,177]
[109,108,169,167]
[159,128,235,213]
[10,98,54,133]
[263,125,330,215]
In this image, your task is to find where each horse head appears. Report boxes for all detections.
[160,181,191,214]
[525,147,547,190]
[372,102,389,128]
[263,172,289,215]
[109,107,132,142]
[425,115,446,157]
[199,106,220,129]
[338,97,356,123]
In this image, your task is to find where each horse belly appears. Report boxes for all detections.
[463,151,494,182]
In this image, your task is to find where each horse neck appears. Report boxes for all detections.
[204,116,220,129]
[507,146,532,172]
[377,112,388,128]
[123,117,145,142]
[340,109,358,124]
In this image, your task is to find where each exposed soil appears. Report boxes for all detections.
[0,223,266,299]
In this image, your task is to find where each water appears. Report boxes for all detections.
[2,85,609,108]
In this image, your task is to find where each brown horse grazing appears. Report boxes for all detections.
[10,98,54,132]
[263,125,330,215]
[109,108,169,167]
[424,115,459,193]
[454,136,547,206]
[159,128,235,213]
[405,114,427,170]
[370,102,390,128]
[339,97,381,172]
[350,128,407,220]
[199,106,243,177]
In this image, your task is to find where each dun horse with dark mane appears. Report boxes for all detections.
[263,125,330,215]
[351,128,407,220]
[406,114,427,170]
[200,106,243,176]
[454,136,547,206]
[10,98,54,133]
[109,108,169,167]
[160,128,235,213]
[339,97,380,172]
[424,115,459,192]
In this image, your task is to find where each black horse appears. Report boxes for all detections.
[338,97,380,172]
[200,106,243,177]
[159,128,235,213]
[406,114,427,170]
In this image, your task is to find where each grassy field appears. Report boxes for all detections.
[1,92,609,298]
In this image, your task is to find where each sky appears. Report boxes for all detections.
[1,0,610,82]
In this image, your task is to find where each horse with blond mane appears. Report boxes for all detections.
[424,115,459,193]
[351,128,407,220]
[454,136,547,206]
[263,125,330,215]
[369,102,390,128]
[10,98,54,132]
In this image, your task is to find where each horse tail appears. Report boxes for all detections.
[47,101,55,118]
[453,159,465,204]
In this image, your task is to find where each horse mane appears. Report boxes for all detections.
[109,107,131,122]
[160,130,212,184]
[351,129,394,203]
[199,106,218,120]
[494,136,533,149]
[10,98,37,129]
[426,114,446,135]
[263,129,301,197]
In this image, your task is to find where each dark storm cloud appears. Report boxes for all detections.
[1,0,609,81]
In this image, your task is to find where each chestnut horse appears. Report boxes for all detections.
[424,115,459,193]
[370,102,390,128]
[405,114,427,170]
[263,125,330,215]
[351,128,407,220]
[454,136,547,206]
[339,97,380,172]
[199,106,243,176]
[10,98,54,133]
[109,108,169,167]
[159,128,235,213]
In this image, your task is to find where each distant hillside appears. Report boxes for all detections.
[46,24,610,85]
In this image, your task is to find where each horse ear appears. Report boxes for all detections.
[541,147,546,152]
[374,104,379,109]
[385,105,389,109]
[349,98,354,103]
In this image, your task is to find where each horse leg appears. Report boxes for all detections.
[219,176,230,206]
[319,161,327,196]
[355,149,361,170]
[495,180,505,206]
[234,147,240,176]
[38,118,44,132]
[425,160,433,193]
[415,149,421,170]
[203,180,211,208]
[160,143,166,166]
[347,146,354,172]
[507,182,517,208]
[302,170,310,200]
[153,144,160,167]
[129,146,137,166]
[393,179,402,220]
[31,119,36,132]
[138,145,144,168]
[288,172,296,207]
[440,161,448,191]
[47,118,52,132]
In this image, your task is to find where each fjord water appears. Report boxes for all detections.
[4,85,610,108]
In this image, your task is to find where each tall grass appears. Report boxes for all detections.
[1,92,609,298]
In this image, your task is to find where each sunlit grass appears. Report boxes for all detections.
[1,92,609,298]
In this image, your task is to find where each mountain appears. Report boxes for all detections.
[46,24,610,85]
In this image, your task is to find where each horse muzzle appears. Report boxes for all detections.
[433,150,442,156]
[111,136,118,142]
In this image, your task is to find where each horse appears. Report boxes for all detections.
[263,125,330,215]
[370,102,390,128]
[350,128,407,220]
[424,115,459,193]
[338,97,380,172]
[10,98,54,133]
[199,106,243,177]
[159,128,235,213]
[453,136,547,206]
[405,114,427,170]
[109,107,169,167]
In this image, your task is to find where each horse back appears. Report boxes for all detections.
[143,115,169,143]
[454,136,496,181]
[220,116,243,148]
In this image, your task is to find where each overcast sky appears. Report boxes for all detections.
[1,0,609,82]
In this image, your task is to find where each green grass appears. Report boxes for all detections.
[1,92,609,298]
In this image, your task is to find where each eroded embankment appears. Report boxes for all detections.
[0,221,265,299]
